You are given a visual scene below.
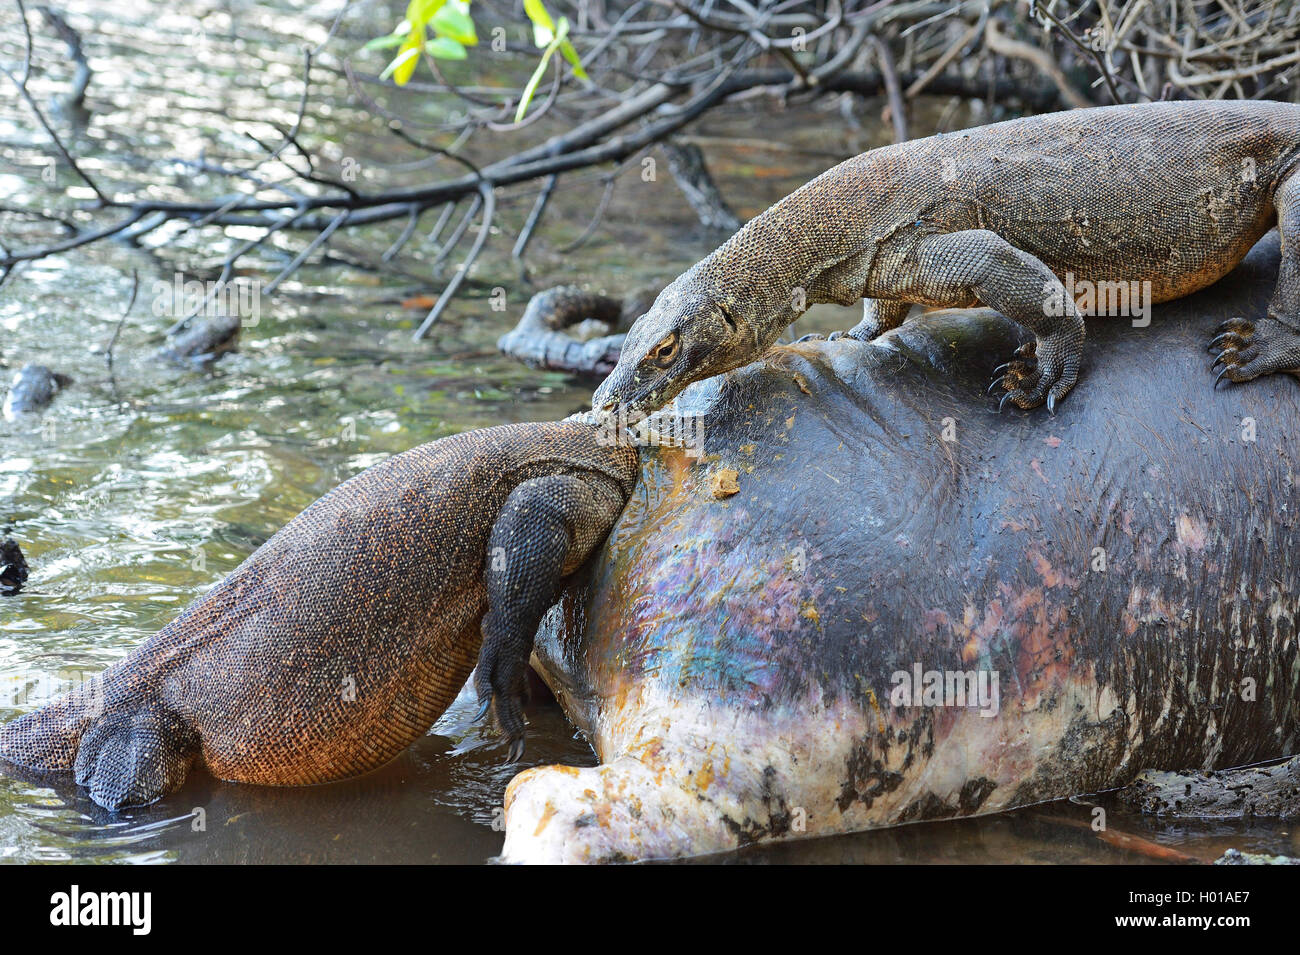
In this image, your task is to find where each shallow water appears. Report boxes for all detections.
[0,0,1292,864]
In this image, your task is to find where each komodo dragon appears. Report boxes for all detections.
[0,420,636,809]
[593,101,1300,418]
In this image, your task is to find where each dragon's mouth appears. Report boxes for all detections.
[593,382,654,420]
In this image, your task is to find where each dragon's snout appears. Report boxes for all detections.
[592,369,638,416]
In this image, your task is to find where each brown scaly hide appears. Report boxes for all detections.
[0,420,637,809]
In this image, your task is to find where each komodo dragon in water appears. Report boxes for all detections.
[593,100,1300,419]
[0,420,636,809]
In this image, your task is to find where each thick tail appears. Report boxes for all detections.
[0,680,101,771]
[0,681,197,810]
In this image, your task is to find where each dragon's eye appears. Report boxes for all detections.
[649,332,680,368]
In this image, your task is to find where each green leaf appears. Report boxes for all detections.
[431,5,477,46]
[363,32,407,51]
[552,17,585,81]
[558,38,588,81]
[426,36,467,59]
[515,45,555,122]
[515,15,587,120]
[523,0,555,46]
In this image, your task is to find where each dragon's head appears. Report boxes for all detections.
[593,275,758,422]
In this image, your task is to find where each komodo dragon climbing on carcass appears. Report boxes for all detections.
[592,100,1300,419]
[0,421,636,809]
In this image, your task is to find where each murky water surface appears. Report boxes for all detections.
[0,1,1292,864]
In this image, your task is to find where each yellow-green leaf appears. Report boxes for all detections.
[431,5,477,45]
[363,32,407,51]
[406,0,448,30]
[515,45,554,122]
[426,36,467,59]
[523,0,555,46]
[558,38,588,81]
[384,31,423,85]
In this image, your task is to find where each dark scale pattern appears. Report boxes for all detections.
[0,420,637,809]
[595,100,1300,416]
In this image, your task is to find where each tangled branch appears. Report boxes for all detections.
[2,0,1296,339]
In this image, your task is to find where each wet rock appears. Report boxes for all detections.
[0,538,29,596]
[1120,756,1300,819]
[3,364,72,418]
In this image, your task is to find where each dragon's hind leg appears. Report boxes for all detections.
[834,299,912,341]
[1210,316,1300,387]
[1210,171,1300,388]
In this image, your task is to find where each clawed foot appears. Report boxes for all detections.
[987,341,1039,412]
[473,646,528,763]
[988,330,1081,413]
[472,688,527,762]
[1209,317,1300,388]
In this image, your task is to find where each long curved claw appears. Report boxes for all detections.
[1046,392,1057,415]
[1209,331,1246,352]
[506,736,526,764]
[987,376,1007,396]
[1214,366,1235,389]
[998,391,1017,413]
[993,361,1014,376]
[1211,352,1230,371]
[473,697,492,723]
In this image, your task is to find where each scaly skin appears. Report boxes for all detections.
[593,101,1300,418]
[0,420,637,809]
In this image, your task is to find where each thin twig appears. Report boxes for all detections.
[104,269,139,372]
[413,181,496,340]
